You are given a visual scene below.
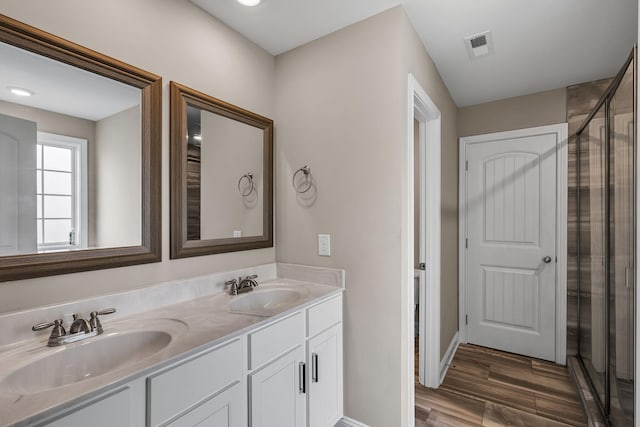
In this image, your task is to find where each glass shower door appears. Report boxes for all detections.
[608,58,635,426]
[578,102,608,407]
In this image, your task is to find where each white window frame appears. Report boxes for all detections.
[36,131,88,252]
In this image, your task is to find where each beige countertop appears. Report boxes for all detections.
[0,278,342,426]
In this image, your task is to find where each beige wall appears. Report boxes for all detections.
[400,11,460,362]
[200,111,263,239]
[94,105,141,247]
[0,100,96,141]
[275,7,458,426]
[0,0,276,313]
[458,88,567,137]
[275,8,405,426]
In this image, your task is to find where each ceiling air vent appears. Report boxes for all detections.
[464,30,493,59]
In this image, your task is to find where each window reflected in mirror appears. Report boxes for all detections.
[0,40,142,256]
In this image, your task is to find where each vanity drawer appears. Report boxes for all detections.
[147,338,242,426]
[307,295,342,338]
[248,312,304,370]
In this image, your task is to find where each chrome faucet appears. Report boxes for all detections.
[225,274,259,295]
[32,308,116,347]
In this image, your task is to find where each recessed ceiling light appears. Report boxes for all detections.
[194,134,202,141]
[237,0,261,6]
[8,86,34,97]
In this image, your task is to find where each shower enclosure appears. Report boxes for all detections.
[576,48,636,426]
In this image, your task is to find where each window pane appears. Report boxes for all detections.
[43,171,72,195]
[37,195,42,219]
[36,170,42,194]
[43,219,71,244]
[36,145,42,169]
[36,220,43,244]
[43,195,71,218]
[43,145,72,172]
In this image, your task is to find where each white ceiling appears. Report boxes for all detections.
[192,0,637,107]
[0,41,140,121]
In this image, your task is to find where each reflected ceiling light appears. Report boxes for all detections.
[237,0,261,6]
[8,86,34,97]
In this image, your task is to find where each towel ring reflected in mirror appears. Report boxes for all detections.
[238,172,255,196]
[292,165,313,194]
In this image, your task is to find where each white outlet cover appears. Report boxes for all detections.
[318,234,331,256]
[233,230,242,238]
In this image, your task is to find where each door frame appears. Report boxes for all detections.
[458,123,568,365]
[406,73,442,404]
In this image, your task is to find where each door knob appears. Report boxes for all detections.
[543,256,552,264]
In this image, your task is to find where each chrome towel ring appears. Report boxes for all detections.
[292,165,312,194]
[237,172,254,196]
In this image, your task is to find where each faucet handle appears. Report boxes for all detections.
[89,308,116,333]
[32,319,66,339]
[225,279,239,295]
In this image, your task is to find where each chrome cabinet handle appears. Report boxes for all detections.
[299,362,306,394]
[96,308,116,316]
[543,256,552,264]
[312,353,319,383]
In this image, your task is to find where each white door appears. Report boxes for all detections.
[308,324,343,427]
[249,346,306,427]
[0,113,37,255]
[465,129,557,361]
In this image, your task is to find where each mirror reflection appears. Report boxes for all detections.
[0,40,142,255]
[170,81,272,259]
[185,105,264,241]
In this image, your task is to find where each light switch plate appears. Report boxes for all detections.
[318,234,330,256]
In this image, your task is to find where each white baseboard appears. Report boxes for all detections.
[335,416,370,427]
[439,331,459,384]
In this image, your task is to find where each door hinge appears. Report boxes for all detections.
[465,315,468,325]
[465,160,469,171]
[465,238,468,249]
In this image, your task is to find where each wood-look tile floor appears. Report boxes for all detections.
[415,344,588,427]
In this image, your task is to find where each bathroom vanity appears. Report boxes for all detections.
[0,264,344,427]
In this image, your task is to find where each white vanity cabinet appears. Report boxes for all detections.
[147,338,243,427]
[247,312,307,427]
[247,294,343,427]
[249,345,307,427]
[35,379,146,427]
[306,296,343,427]
[31,292,343,427]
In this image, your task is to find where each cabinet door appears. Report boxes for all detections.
[43,387,131,427]
[308,323,343,427]
[249,345,306,427]
[167,382,242,427]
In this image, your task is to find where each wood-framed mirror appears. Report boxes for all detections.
[0,14,162,281]
[170,82,273,259]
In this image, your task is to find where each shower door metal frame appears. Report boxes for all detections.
[575,46,637,423]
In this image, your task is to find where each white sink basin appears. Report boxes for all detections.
[229,287,308,316]
[0,322,184,395]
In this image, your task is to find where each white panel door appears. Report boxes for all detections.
[0,113,37,255]
[308,323,343,427]
[167,383,242,427]
[466,131,557,361]
[249,346,306,427]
